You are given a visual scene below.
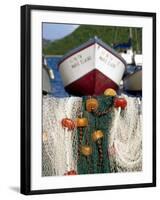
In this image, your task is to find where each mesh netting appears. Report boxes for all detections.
[77,96,113,174]
[42,94,142,176]
[108,94,142,172]
[42,95,82,176]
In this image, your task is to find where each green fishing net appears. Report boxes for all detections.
[77,95,114,174]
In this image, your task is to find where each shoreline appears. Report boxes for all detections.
[45,55,62,58]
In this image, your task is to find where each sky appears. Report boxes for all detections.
[43,23,79,41]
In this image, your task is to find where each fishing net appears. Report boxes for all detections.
[42,94,142,176]
[108,94,142,172]
[77,96,113,174]
[42,95,82,176]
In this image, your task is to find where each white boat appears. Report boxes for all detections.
[134,54,142,66]
[120,50,142,67]
[42,56,54,94]
[119,49,134,65]
[114,27,142,92]
[115,28,142,67]
[58,37,126,96]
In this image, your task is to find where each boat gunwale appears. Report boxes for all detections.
[58,37,127,68]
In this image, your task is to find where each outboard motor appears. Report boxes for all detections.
[42,56,54,95]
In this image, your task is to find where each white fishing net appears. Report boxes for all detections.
[42,95,82,176]
[42,94,142,176]
[108,94,142,172]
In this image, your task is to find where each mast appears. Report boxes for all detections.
[129,27,132,39]
[135,28,139,53]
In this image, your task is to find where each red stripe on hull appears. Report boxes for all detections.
[65,69,118,96]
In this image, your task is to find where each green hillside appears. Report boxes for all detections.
[43,25,142,55]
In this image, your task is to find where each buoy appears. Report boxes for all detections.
[114,97,127,109]
[76,117,88,127]
[104,88,117,96]
[92,130,104,142]
[64,170,77,175]
[81,145,92,156]
[61,118,75,130]
[86,98,99,112]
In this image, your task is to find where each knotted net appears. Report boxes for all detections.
[42,95,82,176]
[42,94,142,176]
[108,94,142,172]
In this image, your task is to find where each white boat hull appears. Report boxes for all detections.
[134,54,142,66]
[59,39,126,96]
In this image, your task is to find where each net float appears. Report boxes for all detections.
[92,130,104,142]
[114,97,127,109]
[76,117,88,127]
[86,98,99,112]
[81,145,92,156]
[104,88,117,97]
[61,118,75,131]
[64,170,77,175]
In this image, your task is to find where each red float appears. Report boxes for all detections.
[114,97,127,109]
[61,118,75,131]
[64,170,77,175]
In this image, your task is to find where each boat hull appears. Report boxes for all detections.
[123,69,142,92]
[42,56,52,94]
[59,38,126,96]
[65,69,118,96]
